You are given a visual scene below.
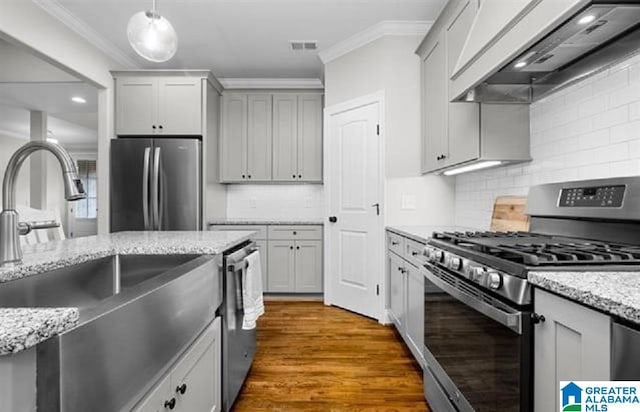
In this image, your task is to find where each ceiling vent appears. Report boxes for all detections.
[289,41,317,52]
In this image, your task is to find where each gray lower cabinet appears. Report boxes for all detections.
[386,230,426,366]
[268,240,323,293]
[405,264,424,363]
[388,252,406,330]
[210,224,323,293]
[534,289,611,412]
[134,317,221,412]
[267,240,296,292]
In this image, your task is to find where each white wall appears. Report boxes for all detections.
[325,35,455,226]
[455,53,640,229]
[1,1,121,234]
[0,134,30,207]
[226,185,324,220]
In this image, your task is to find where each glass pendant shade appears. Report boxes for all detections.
[127,10,178,63]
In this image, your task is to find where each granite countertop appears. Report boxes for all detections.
[386,225,476,243]
[0,230,252,355]
[529,271,640,325]
[208,218,324,225]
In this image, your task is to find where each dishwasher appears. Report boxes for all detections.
[612,321,640,380]
[221,241,259,411]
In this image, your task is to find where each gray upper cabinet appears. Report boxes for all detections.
[534,289,611,412]
[220,93,273,182]
[220,94,247,182]
[272,94,298,181]
[157,77,203,135]
[115,76,203,136]
[445,0,480,167]
[416,0,530,174]
[116,77,157,136]
[247,94,273,181]
[421,34,447,173]
[220,92,323,183]
[296,94,323,182]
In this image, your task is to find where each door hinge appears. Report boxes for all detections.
[376,284,380,296]
[376,124,380,135]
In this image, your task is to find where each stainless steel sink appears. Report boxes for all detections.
[0,254,200,312]
[0,253,223,412]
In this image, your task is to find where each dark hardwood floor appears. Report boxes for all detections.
[233,301,430,411]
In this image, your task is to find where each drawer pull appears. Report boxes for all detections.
[391,241,399,246]
[176,384,187,395]
[411,251,418,256]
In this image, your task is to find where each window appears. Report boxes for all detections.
[74,159,97,219]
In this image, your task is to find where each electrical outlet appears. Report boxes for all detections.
[249,197,257,208]
[401,194,416,210]
[305,197,313,208]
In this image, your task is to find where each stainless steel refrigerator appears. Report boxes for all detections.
[110,138,202,232]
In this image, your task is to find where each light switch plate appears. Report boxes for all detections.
[401,194,416,210]
[249,197,257,208]
[305,197,313,208]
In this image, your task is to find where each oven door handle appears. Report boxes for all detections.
[423,266,523,334]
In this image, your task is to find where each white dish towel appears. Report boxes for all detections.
[242,251,265,330]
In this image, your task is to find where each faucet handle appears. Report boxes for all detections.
[18,220,60,236]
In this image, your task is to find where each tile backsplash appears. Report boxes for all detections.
[226,184,325,220]
[455,53,640,230]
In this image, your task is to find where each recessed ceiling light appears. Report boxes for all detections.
[578,15,596,25]
[71,96,86,104]
[514,61,527,69]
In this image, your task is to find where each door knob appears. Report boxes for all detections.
[328,216,337,223]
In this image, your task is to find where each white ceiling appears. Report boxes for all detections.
[0,39,98,149]
[49,0,446,78]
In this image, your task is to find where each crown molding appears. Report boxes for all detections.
[218,78,324,90]
[33,0,140,69]
[318,20,433,64]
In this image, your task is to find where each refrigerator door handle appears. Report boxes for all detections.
[152,147,161,230]
[142,147,151,230]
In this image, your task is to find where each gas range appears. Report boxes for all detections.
[424,229,640,306]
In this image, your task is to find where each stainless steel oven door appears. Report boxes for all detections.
[423,262,532,412]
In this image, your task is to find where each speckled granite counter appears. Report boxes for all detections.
[529,271,640,325]
[0,230,252,355]
[386,225,475,243]
[208,218,324,225]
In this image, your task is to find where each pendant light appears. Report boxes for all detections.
[127,0,178,63]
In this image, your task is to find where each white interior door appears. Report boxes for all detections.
[326,99,382,320]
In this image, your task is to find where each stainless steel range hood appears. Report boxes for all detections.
[462,2,640,103]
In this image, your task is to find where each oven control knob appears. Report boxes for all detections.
[463,264,475,279]
[433,250,444,263]
[448,256,462,270]
[472,267,486,283]
[487,271,503,290]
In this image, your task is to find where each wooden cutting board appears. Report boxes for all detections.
[490,196,530,232]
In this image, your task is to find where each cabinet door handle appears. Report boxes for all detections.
[411,251,418,256]
[298,174,302,179]
[242,174,245,179]
[531,313,546,324]
[391,241,399,246]
[293,231,297,235]
[164,398,176,410]
[176,384,187,395]
[296,246,300,250]
[159,125,163,130]
[152,125,157,129]
[247,174,252,179]
[290,246,293,250]
[292,174,296,178]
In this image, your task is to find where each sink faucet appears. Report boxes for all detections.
[0,141,86,267]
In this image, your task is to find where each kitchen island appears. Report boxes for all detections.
[0,230,254,412]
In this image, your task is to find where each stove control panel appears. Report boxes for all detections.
[559,184,625,208]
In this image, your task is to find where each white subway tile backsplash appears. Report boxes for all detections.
[226,184,325,220]
[455,54,640,230]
